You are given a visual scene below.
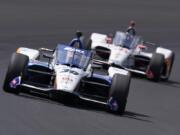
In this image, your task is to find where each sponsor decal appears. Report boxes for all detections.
[62,77,73,82]
[119,48,128,53]
[10,76,21,88]
[107,97,119,111]
[64,47,85,54]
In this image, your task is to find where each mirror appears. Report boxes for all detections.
[43,53,53,59]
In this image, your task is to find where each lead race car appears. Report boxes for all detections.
[89,31,175,81]
[3,37,131,115]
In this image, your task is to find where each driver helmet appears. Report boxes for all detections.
[129,20,136,27]
[76,30,83,38]
[106,33,113,44]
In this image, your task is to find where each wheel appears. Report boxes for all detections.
[108,73,131,115]
[163,51,175,81]
[3,53,29,94]
[147,53,165,82]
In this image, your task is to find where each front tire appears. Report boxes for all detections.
[147,53,164,82]
[108,73,131,115]
[3,53,29,94]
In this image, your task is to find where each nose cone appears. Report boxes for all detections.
[109,47,130,65]
[56,70,81,93]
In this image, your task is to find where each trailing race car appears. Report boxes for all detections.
[3,38,131,115]
[89,31,175,81]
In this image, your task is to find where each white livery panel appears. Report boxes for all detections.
[17,47,39,60]
[156,47,172,59]
[108,67,129,78]
[54,65,86,93]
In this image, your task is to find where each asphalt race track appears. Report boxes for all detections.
[0,0,180,135]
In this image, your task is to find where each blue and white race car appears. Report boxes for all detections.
[3,38,131,115]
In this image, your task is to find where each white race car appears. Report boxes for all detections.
[3,41,131,115]
[90,31,175,81]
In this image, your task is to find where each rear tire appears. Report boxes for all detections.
[3,53,29,94]
[108,73,131,115]
[147,53,164,82]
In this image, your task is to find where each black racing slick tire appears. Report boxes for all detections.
[3,53,29,94]
[147,53,165,82]
[108,73,131,115]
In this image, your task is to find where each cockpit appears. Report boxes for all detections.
[56,45,92,70]
[113,31,143,49]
